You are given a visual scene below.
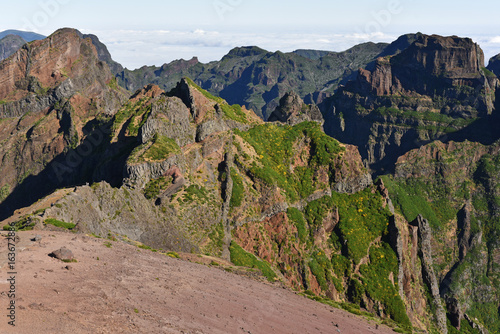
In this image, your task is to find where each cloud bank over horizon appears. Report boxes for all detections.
[83,28,500,70]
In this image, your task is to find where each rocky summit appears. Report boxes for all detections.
[0,28,500,334]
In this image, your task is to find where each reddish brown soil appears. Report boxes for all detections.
[0,231,395,334]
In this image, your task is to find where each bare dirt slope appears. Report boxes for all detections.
[0,231,395,334]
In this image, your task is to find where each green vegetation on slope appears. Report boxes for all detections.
[235,121,344,202]
[233,186,409,328]
[381,145,500,333]
[360,243,411,329]
[205,222,225,257]
[181,185,209,204]
[3,217,36,231]
[304,188,392,264]
[373,106,477,133]
[143,134,180,161]
[286,207,307,243]
[0,184,10,202]
[128,133,181,163]
[112,97,152,137]
[229,242,277,282]
[44,218,76,230]
[143,176,173,199]
[184,77,249,124]
[230,167,244,208]
[380,176,461,230]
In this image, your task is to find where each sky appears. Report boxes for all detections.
[1,0,500,69]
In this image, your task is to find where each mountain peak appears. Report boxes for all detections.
[268,91,323,126]
[223,46,268,59]
[354,33,487,98]
[0,27,128,120]
[0,27,99,102]
[378,32,422,57]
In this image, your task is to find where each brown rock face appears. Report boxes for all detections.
[358,34,486,97]
[0,29,96,101]
[0,28,128,219]
[400,35,483,78]
[175,78,218,124]
[268,91,324,126]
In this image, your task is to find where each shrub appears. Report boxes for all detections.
[143,176,172,199]
[166,251,180,258]
[0,184,10,202]
[229,242,277,282]
[182,184,209,204]
[44,218,76,230]
[230,167,244,208]
[142,134,180,161]
[286,207,307,243]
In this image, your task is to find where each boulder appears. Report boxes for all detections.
[49,247,75,261]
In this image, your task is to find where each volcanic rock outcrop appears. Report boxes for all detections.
[322,33,500,173]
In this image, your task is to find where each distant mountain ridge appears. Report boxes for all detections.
[116,34,437,120]
[0,29,47,62]
[0,34,26,61]
[0,29,45,42]
[117,41,398,119]
[291,49,331,60]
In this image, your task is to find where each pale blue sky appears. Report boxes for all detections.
[1,1,499,69]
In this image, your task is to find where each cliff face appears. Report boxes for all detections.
[322,34,499,173]
[267,91,324,126]
[381,138,500,332]
[357,35,485,97]
[0,28,128,218]
[77,32,124,74]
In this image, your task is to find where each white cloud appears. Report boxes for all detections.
[489,36,500,44]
